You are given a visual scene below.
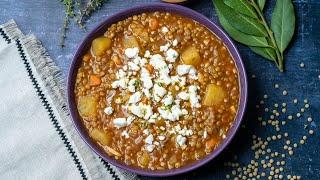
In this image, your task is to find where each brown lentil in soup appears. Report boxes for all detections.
[75,12,240,170]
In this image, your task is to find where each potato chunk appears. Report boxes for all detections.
[181,46,201,66]
[90,128,112,146]
[138,151,150,167]
[77,95,98,118]
[203,84,226,106]
[123,35,140,49]
[91,36,111,56]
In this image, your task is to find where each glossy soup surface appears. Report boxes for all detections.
[75,12,240,170]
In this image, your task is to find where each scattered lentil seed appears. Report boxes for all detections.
[304,99,308,103]
[299,62,305,68]
[305,104,310,108]
[263,94,268,99]
[282,90,288,96]
[309,130,314,135]
[289,150,294,155]
[303,136,307,140]
[288,115,293,120]
[278,134,282,139]
[293,99,298,104]
[307,117,313,122]
[296,113,301,117]
[282,108,286,113]
[300,139,305,144]
[274,84,279,88]
[300,108,305,112]
[284,132,288,137]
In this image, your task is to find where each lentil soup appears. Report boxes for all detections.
[74,12,240,170]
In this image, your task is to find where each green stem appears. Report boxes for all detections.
[251,0,283,72]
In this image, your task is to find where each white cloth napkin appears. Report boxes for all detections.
[0,20,137,180]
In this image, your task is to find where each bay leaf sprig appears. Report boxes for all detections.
[213,0,296,72]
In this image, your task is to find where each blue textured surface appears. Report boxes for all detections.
[0,0,319,179]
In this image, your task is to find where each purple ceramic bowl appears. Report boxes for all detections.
[67,3,248,177]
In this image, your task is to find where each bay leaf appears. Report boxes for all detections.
[224,0,258,18]
[257,0,266,11]
[217,9,269,47]
[213,0,268,37]
[250,46,277,61]
[271,0,295,52]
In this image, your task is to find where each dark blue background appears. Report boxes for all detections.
[0,0,319,179]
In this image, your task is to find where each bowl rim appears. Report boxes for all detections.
[67,2,248,177]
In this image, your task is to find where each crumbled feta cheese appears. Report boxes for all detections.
[162,94,173,106]
[144,50,151,58]
[140,68,153,89]
[150,54,166,70]
[185,129,193,136]
[126,116,135,125]
[139,58,148,67]
[113,118,127,128]
[176,135,187,147]
[104,107,113,115]
[111,78,128,89]
[125,47,139,58]
[188,67,198,80]
[128,92,142,104]
[146,144,155,152]
[154,141,160,146]
[129,103,153,120]
[172,39,178,46]
[143,129,149,135]
[178,91,189,101]
[160,126,166,131]
[158,135,166,141]
[158,104,185,121]
[177,65,192,76]
[153,84,167,102]
[145,134,154,144]
[121,131,130,138]
[128,61,140,71]
[166,48,179,63]
[160,44,169,52]
[148,113,158,123]
[128,79,138,92]
[116,69,126,79]
[143,88,151,98]
[161,26,169,33]
[189,85,201,108]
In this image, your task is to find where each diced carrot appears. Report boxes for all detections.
[146,64,154,74]
[149,18,159,30]
[83,54,91,62]
[205,138,217,149]
[89,75,101,86]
